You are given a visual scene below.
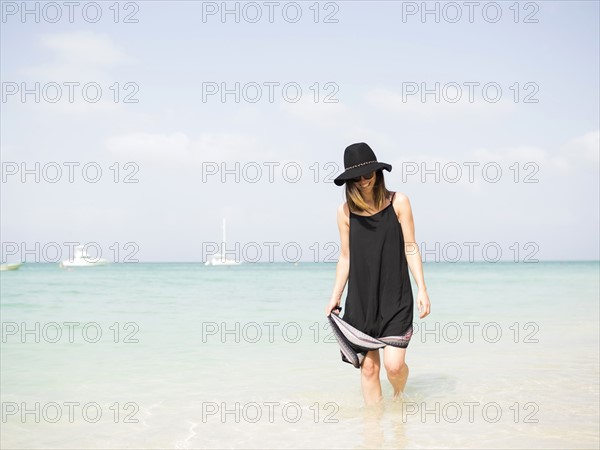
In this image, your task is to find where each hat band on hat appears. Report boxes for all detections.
[346,160,377,170]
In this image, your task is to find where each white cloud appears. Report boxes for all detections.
[561,130,599,166]
[280,97,357,129]
[279,96,397,153]
[12,94,123,115]
[14,31,136,114]
[21,31,134,81]
[0,144,17,159]
[467,130,600,174]
[472,145,567,171]
[106,132,191,166]
[106,131,262,167]
[388,152,488,194]
[387,131,600,194]
[364,87,517,117]
[41,31,129,66]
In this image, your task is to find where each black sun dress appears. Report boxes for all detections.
[341,191,414,347]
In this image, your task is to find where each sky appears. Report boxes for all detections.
[1,0,599,262]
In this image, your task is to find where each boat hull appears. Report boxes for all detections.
[59,259,109,268]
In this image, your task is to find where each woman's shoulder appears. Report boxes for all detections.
[339,201,350,216]
[337,201,351,226]
[390,190,411,217]
[390,190,410,201]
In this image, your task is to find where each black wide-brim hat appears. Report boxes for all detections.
[334,142,392,186]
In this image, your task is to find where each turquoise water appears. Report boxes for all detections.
[1,261,599,449]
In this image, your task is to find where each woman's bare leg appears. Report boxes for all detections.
[383,346,409,398]
[360,350,383,405]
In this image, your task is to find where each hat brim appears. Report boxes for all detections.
[334,162,391,186]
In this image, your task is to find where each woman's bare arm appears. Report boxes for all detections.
[393,192,431,318]
[325,203,350,315]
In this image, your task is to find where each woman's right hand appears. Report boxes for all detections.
[325,299,341,316]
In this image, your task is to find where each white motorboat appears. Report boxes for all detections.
[59,245,109,268]
[205,218,241,266]
[0,262,22,271]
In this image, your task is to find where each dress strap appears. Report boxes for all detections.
[390,191,396,205]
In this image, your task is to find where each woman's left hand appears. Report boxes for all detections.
[417,289,431,319]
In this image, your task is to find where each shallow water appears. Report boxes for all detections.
[1,261,598,448]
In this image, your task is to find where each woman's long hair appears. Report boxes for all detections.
[345,170,391,214]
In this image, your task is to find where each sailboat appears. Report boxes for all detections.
[204,218,241,266]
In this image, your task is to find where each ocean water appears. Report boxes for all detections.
[1,261,598,449]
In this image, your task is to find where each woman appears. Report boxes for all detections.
[325,142,431,405]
